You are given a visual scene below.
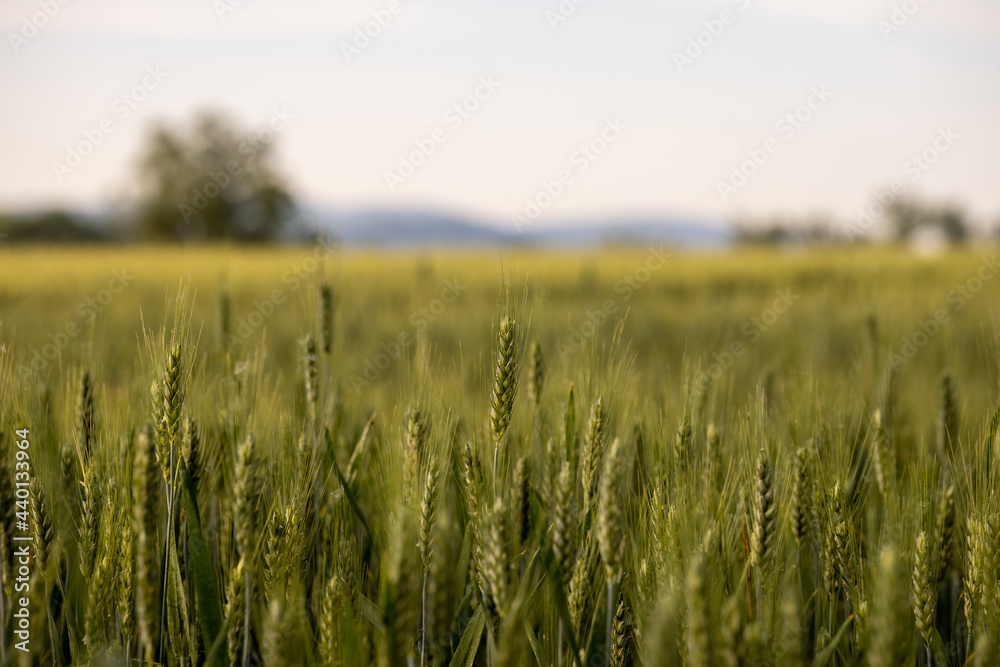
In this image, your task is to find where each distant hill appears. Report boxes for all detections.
[0,205,733,247]
[305,207,731,248]
[306,209,511,246]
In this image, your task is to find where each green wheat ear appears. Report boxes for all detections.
[719,595,744,667]
[318,575,342,663]
[581,396,607,512]
[685,551,711,667]
[552,459,576,589]
[789,446,811,551]
[598,437,624,584]
[29,479,53,576]
[226,556,248,667]
[489,316,519,449]
[418,460,440,571]
[867,547,908,667]
[302,335,319,422]
[750,447,775,573]
[480,497,510,622]
[912,530,938,644]
[871,409,892,496]
[403,406,429,504]
[610,590,633,667]
[319,281,335,354]
[234,434,261,559]
[76,369,95,459]
[937,373,958,461]
[153,343,184,484]
[674,419,692,474]
[643,591,681,666]
[182,417,201,493]
[218,288,231,351]
[704,423,720,503]
[133,423,160,661]
[79,460,102,578]
[117,518,136,643]
[934,482,956,583]
[528,340,545,409]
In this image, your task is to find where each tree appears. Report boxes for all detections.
[133,111,294,242]
[888,199,968,244]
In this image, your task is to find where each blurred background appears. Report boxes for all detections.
[0,0,998,247]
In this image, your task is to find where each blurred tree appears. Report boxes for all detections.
[133,111,293,242]
[0,211,110,243]
[888,199,968,244]
[735,214,835,246]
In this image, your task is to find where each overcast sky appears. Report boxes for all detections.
[1,0,998,228]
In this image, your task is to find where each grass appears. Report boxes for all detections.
[0,243,998,665]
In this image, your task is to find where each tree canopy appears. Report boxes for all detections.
[133,111,294,242]
[888,199,968,243]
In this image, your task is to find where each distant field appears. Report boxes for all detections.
[1,245,998,432]
[0,244,998,665]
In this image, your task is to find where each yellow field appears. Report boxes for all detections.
[1,244,997,437]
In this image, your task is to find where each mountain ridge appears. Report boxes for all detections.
[303,206,732,247]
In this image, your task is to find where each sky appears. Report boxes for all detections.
[1,0,998,230]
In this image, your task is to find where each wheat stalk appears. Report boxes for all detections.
[418,460,439,667]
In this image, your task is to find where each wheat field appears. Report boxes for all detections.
[0,244,998,666]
